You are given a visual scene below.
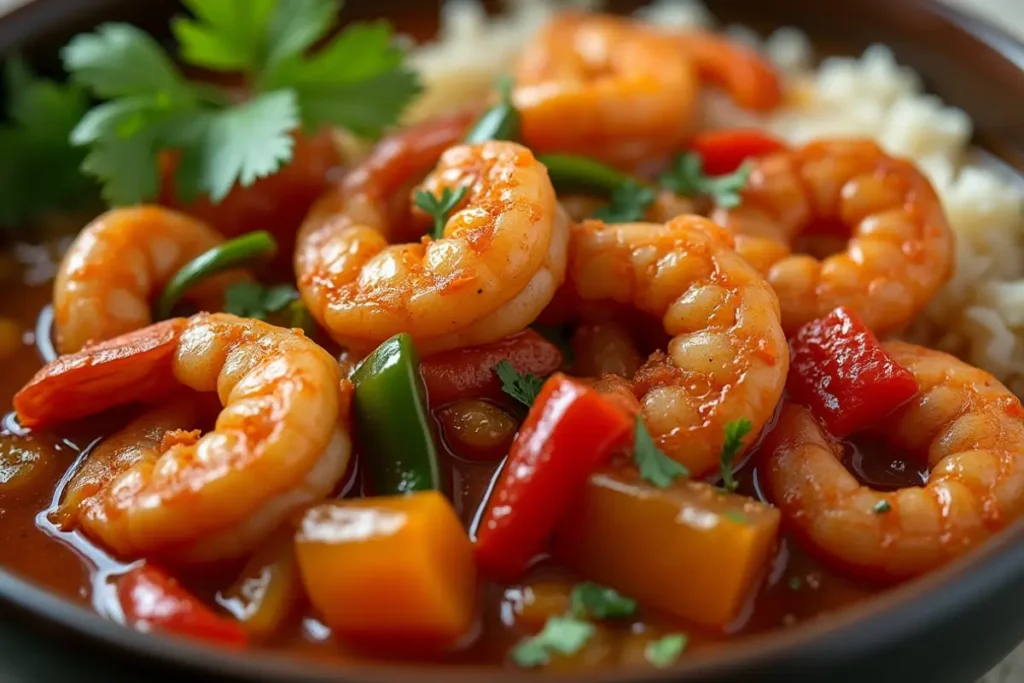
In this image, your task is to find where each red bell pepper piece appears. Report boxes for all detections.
[117,565,247,648]
[691,130,787,175]
[474,374,632,581]
[787,307,919,438]
[419,329,563,408]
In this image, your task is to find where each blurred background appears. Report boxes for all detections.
[0,0,1021,681]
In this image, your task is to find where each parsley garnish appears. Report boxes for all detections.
[723,510,749,525]
[634,419,689,489]
[511,616,595,668]
[592,181,656,223]
[494,359,544,408]
[659,152,751,209]
[570,583,637,620]
[414,186,468,240]
[224,282,297,320]
[62,0,420,206]
[719,418,752,492]
[645,633,688,669]
[873,499,892,514]
[0,57,96,228]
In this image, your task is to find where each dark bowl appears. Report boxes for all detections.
[2,0,1024,681]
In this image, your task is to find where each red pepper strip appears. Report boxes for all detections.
[787,307,919,438]
[419,329,563,407]
[117,565,247,648]
[474,374,632,582]
[691,130,787,175]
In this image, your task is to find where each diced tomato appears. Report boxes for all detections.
[787,307,919,438]
[691,130,787,175]
[474,374,632,582]
[116,565,247,648]
[419,330,563,407]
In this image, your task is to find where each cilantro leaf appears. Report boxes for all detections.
[493,359,545,409]
[511,616,595,668]
[265,0,341,68]
[0,57,97,228]
[172,0,277,72]
[414,186,468,240]
[645,633,688,669]
[592,181,655,223]
[224,281,298,320]
[570,583,637,620]
[62,24,193,101]
[176,90,299,202]
[659,153,752,209]
[80,131,164,206]
[719,418,752,492]
[634,420,689,488]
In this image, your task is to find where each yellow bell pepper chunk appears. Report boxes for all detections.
[554,469,780,628]
[295,491,476,648]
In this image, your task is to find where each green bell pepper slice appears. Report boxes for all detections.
[351,333,444,495]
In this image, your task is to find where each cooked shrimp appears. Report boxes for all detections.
[567,216,789,476]
[54,206,244,354]
[296,140,569,355]
[763,342,1024,581]
[675,31,783,112]
[15,314,351,565]
[513,11,699,166]
[712,139,955,335]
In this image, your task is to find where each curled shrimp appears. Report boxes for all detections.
[15,314,351,564]
[712,140,955,335]
[54,206,244,354]
[296,140,569,355]
[763,342,1024,581]
[675,31,783,112]
[513,11,699,166]
[567,216,789,476]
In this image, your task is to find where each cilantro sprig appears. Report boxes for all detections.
[570,583,637,620]
[719,418,752,492]
[511,616,595,668]
[224,282,296,320]
[0,57,97,229]
[414,186,468,240]
[634,419,689,489]
[592,181,656,223]
[659,152,752,209]
[494,359,544,408]
[62,0,420,207]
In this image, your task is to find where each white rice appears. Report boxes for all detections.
[409,0,1024,395]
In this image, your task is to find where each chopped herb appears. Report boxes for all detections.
[634,419,689,489]
[63,0,420,206]
[223,281,298,321]
[592,180,656,223]
[511,616,595,668]
[570,582,637,620]
[659,152,752,209]
[494,359,544,409]
[723,510,749,525]
[873,499,892,514]
[645,633,688,669]
[0,57,97,229]
[788,576,802,591]
[463,74,521,144]
[414,185,468,240]
[719,418,752,492]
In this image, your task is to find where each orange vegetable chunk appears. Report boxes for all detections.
[554,469,780,628]
[295,491,477,648]
[219,527,302,639]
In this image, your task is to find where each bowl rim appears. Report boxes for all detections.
[2,0,1024,681]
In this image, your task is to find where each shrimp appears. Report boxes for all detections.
[712,139,955,335]
[513,11,699,167]
[762,342,1024,581]
[15,314,351,565]
[675,31,783,112]
[54,206,244,354]
[295,140,570,355]
[567,216,789,476]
